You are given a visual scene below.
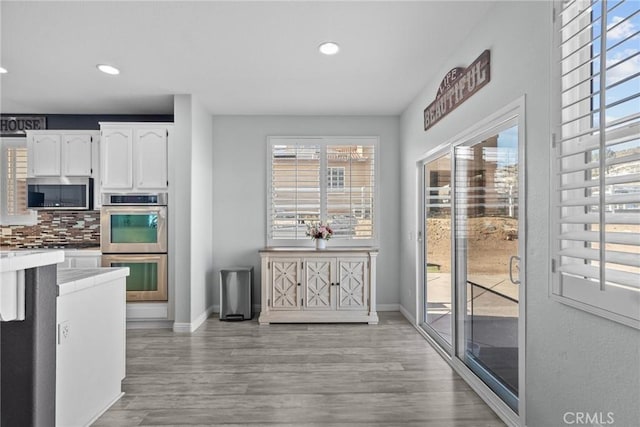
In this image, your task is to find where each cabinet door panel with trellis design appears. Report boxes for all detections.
[337,258,368,310]
[271,259,301,310]
[304,259,334,310]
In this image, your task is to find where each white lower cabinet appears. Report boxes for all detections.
[56,269,127,427]
[58,250,102,269]
[259,248,378,324]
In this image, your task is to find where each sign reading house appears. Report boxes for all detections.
[424,50,491,131]
[0,116,47,136]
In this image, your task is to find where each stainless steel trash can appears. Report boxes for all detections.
[219,267,253,320]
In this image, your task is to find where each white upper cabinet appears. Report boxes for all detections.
[27,131,96,178]
[63,134,93,176]
[100,128,133,189]
[29,134,61,176]
[100,123,170,192]
[136,128,168,190]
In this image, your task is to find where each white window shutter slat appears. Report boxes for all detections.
[553,0,640,328]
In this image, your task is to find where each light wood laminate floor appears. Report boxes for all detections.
[94,312,505,426]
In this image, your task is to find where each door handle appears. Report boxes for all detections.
[509,255,521,285]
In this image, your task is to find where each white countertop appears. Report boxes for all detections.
[1,250,65,321]
[57,268,129,296]
[0,250,65,273]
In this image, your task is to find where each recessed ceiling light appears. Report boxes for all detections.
[0,66,7,74]
[319,42,340,56]
[97,64,120,75]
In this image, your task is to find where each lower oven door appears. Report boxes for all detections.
[102,254,167,302]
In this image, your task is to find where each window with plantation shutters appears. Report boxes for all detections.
[268,137,377,245]
[553,0,640,328]
[0,138,37,225]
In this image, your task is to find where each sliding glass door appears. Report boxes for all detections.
[422,153,453,349]
[455,124,520,412]
[420,110,524,418]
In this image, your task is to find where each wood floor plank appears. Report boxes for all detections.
[94,312,505,426]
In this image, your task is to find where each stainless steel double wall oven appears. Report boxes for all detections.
[101,193,168,301]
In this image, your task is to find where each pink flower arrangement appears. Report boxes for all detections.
[306,222,333,240]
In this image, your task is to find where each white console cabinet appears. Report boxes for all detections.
[259,247,378,324]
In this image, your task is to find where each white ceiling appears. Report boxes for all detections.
[0,1,496,116]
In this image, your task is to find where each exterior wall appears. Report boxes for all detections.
[399,1,639,426]
[211,116,400,310]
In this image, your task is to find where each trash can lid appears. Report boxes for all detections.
[220,266,253,272]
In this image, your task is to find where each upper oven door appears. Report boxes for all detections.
[101,205,167,253]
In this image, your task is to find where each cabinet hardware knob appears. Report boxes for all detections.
[297,283,301,286]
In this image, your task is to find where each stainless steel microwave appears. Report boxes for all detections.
[27,177,94,210]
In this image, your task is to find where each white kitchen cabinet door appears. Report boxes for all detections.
[62,134,92,176]
[136,128,167,190]
[30,134,61,176]
[101,128,133,190]
[71,255,102,268]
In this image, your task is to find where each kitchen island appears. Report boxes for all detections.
[56,267,129,427]
[1,251,128,427]
[1,250,64,427]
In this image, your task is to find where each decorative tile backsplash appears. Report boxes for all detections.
[0,211,100,248]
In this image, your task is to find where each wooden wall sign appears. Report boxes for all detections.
[424,50,491,131]
[0,116,47,136]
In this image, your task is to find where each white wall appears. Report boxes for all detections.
[172,95,192,324]
[211,115,401,309]
[172,94,215,327]
[189,97,215,321]
[399,2,639,426]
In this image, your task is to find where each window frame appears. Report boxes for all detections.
[550,0,640,329]
[0,137,37,226]
[327,166,346,191]
[266,136,379,248]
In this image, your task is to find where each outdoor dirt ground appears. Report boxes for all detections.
[426,217,519,275]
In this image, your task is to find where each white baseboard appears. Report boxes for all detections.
[173,305,216,333]
[126,302,168,320]
[377,303,400,311]
[126,320,173,330]
[84,392,124,427]
[399,304,417,325]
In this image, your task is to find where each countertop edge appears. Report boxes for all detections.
[0,250,65,273]
[57,267,129,296]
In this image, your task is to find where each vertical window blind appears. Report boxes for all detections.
[0,139,35,225]
[270,142,322,240]
[5,146,29,216]
[554,0,640,327]
[268,137,377,243]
